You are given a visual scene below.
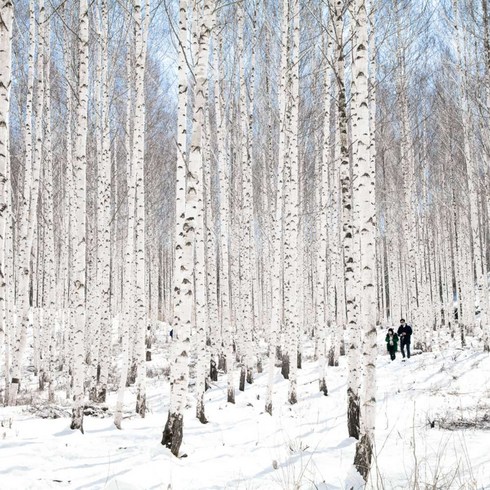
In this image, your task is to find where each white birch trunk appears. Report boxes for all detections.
[115,8,134,429]
[387,220,401,322]
[394,6,418,325]
[454,0,487,345]
[28,0,47,381]
[195,144,209,422]
[194,0,215,424]
[216,34,235,405]
[61,6,74,398]
[70,0,89,432]
[9,0,37,405]
[279,0,292,382]
[481,0,490,351]
[286,0,301,405]
[162,0,214,456]
[353,0,376,479]
[0,0,14,396]
[87,15,103,387]
[39,11,56,401]
[93,0,112,403]
[248,0,260,380]
[3,182,13,403]
[328,79,342,367]
[134,0,150,418]
[265,0,288,415]
[237,3,255,392]
[206,57,219,381]
[317,10,333,395]
[330,0,361,439]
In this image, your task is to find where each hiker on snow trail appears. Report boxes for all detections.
[385,328,399,361]
[397,318,412,360]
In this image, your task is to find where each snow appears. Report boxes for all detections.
[2,331,490,489]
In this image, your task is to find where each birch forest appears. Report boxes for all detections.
[1,0,490,486]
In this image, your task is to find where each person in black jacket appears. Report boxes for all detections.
[397,319,412,359]
[385,328,399,361]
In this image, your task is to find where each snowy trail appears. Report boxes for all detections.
[1,333,490,489]
[373,347,490,489]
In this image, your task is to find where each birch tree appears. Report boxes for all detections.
[115,6,135,429]
[237,2,254,392]
[394,0,418,327]
[134,0,150,418]
[93,0,112,403]
[215,32,235,405]
[162,0,214,456]
[61,2,75,400]
[194,0,216,424]
[352,0,376,479]
[284,0,301,405]
[8,0,37,406]
[205,57,219,382]
[70,0,89,432]
[453,0,488,349]
[38,5,55,400]
[316,6,333,396]
[0,0,14,375]
[265,0,289,415]
[329,0,361,439]
[161,0,189,452]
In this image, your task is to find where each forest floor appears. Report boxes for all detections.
[1,329,490,490]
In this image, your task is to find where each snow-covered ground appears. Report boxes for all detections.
[1,331,490,490]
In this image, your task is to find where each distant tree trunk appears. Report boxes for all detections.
[29,0,47,392]
[115,8,134,430]
[215,33,235,404]
[39,8,56,402]
[249,4,260,372]
[86,5,103,398]
[262,14,275,408]
[454,0,487,348]
[237,2,255,391]
[481,0,490,350]
[387,217,401,322]
[205,60,219,381]
[328,68,342,368]
[195,131,209,422]
[279,0,292,383]
[395,0,418,327]
[317,8,333,395]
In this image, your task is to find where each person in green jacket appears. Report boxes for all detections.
[385,328,399,361]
